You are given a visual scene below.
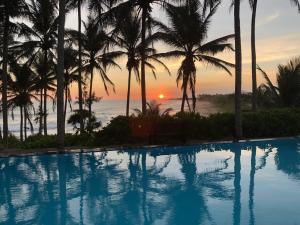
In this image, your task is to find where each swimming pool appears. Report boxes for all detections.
[1,138,300,225]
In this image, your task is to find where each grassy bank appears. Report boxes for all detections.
[1,108,300,150]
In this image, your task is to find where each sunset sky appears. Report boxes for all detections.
[66,0,300,100]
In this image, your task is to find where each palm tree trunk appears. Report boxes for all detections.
[44,88,47,135]
[141,8,147,114]
[64,87,68,123]
[192,87,196,112]
[77,0,84,134]
[57,0,66,148]
[88,68,94,133]
[20,106,23,142]
[234,0,243,139]
[251,0,258,111]
[181,79,188,112]
[186,94,192,112]
[126,68,132,117]
[24,109,27,140]
[2,9,9,144]
[39,89,43,134]
[43,50,48,135]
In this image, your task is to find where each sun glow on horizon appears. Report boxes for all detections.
[158,94,165,99]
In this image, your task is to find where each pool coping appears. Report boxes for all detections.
[0,136,299,158]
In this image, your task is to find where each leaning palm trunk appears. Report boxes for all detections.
[77,0,84,134]
[20,106,23,142]
[251,0,258,111]
[140,9,147,114]
[88,68,94,132]
[2,9,9,144]
[57,0,66,148]
[126,68,132,117]
[234,0,243,139]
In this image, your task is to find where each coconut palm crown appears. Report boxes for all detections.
[154,0,234,112]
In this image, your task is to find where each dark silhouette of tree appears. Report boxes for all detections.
[233,0,243,139]
[1,0,27,144]
[113,12,171,117]
[249,0,258,111]
[62,47,80,122]
[57,0,66,148]
[154,0,234,112]
[68,16,121,132]
[31,53,56,134]
[257,58,300,107]
[6,63,38,141]
[13,0,58,135]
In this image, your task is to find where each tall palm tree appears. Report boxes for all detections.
[1,0,27,144]
[6,64,38,141]
[69,0,86,134]
[250,0,299,111]
[114,13,170,116]
[57,0,66,148]
[233,0,243,139]
[13,0,58,135]
[107,0,175,115]
[31,53,57,134]
[63,47,80,122]
[250,0,258,111]
[68,16,121,132]
[155,0,234,112]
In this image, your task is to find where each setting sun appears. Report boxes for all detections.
[158,94,165,99]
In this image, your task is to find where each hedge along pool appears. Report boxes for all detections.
[1,138,300,225]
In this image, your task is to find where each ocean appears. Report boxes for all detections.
[1,99,218,137]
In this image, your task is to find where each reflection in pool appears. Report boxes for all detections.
[1,138,300,225]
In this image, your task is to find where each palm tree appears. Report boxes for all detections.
[13,0,58,135]
[249,0,258,111]
[257,58,300,107]
[31,53,57,134]
[6,63,38,141]
[107,0,174,115]
[155,0,234,112]
[133,100,173,116]
[233,0,243,139]
[68,0,86,134]
[77,0,84,135]
[1,0,27,143]
[68,16,121,131]
[63,47,80,122]
[57,0,66,148]
[250,0,299,111]
[114,13,170,116]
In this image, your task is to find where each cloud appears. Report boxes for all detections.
[257,13,280,27]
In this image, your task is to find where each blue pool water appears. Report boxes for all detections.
[1,138,300,225]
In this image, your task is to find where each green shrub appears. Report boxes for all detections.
[94,116,132,146]
[3,108,300,149]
